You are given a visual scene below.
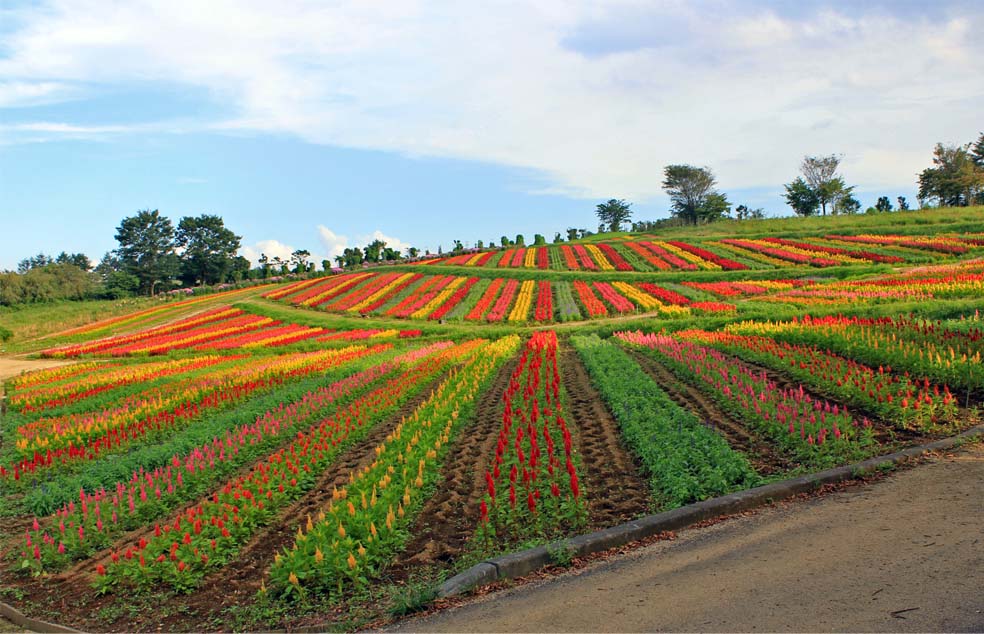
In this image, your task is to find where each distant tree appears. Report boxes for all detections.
[321,259,330,272]
[228,256,251,282]
[566,228,579,241]
[0,325,12,344]
[897,196,910,211]
[875,196,894,212]
[334,255,345,268]
[662,165,728,225]
[515,234,525,246]
[500,236,510,247]
[533,234,546,246]
[406,246,420,259]
[595,199,633,232]
[452,240,464,252]
[798,155,848,216]
[476,240,484,249]
[364,239,386,263]
[834,193,861,215]
[971,132,984,168]
[734,204,765,220]
[783,177,820,216]
[17,253,52,273]
[289,249,310,274]
[918,143,984,207]
[553,232,563,244]
[55,252,92,270]
[114,209,179,295]
[382,247,401,261]
[175,214,242,286]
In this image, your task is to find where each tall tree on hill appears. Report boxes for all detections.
[662,165,729,225]
[114,209,178,295]
[918,143,984,207]
[175,214,242,286]
[595,199,633,232]
[290,249,311,273]
[971,132,984,168]
[799,155,850,216]
[783,177,819,216]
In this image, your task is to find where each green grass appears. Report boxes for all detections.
[0,299,157,353]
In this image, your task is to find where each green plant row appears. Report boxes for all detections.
[570,334,760,508]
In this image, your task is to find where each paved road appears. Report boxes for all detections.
[393,443,984,632]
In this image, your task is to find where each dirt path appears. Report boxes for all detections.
[559,347,651,526]
[0,356,76,382]
[392,442,984,633]
[386,355,519,578]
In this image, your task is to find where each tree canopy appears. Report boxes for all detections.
[115,210,179,296]
[918,142,984,207]
[175,214,242,286]
[662,165,729,225]
[595,199,633,232]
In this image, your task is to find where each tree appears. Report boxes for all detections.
[971,132,984,168]
[228,256,251,282]
[799,155,846,216]
[662,165,727,225]
[566,228,579,241]
[363,240,386,263]
[918,143,984,207]
[834,193,861,215]
[897,196,910,211]
[114,209,178,295]
[289,250,310,274]
[55,252,92,270]
[515,234,525,246]
[406,246,419,259]
[553,232,563,244]
[175,214,242,286]
[595,199,633,232]
[783,177,820,216]
[734,205,765,220]
[875,196,893,212]
[533,234,546,246]
[500,236,510,247]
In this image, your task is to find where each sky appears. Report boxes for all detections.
[1,0,982,269]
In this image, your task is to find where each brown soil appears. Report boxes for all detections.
[626,349,794,475]
[559,347,651,526]
[384,354,520,579]
[394,442,984,633]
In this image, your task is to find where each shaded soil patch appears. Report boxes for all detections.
[625,349,794,476]
[559,346,651,527]
[384,353,520,580]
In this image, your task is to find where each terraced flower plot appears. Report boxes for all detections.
[3,218,984,632]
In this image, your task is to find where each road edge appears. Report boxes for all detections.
[436,424,984,598]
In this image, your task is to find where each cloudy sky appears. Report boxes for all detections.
[1,0,982,268]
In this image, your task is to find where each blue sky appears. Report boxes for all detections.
[1,1,982,269]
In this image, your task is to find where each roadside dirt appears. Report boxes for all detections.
[626,348,794,476]
[393,441,984,633]
[559,346,651,526]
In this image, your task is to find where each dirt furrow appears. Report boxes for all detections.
[625,349,793,476]
[163,372,451,626]
[384,354,520,581]
[560,346,651,527]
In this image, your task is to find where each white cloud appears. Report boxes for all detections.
[316,225,348,260]
[241,239,325,268]
[318,225,412,260]
[1,2,982,198]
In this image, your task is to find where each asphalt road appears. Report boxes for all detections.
[392,442,984,633]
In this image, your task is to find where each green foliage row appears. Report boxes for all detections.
[571,334,760,508]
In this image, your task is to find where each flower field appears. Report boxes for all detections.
[3,212,984,631]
